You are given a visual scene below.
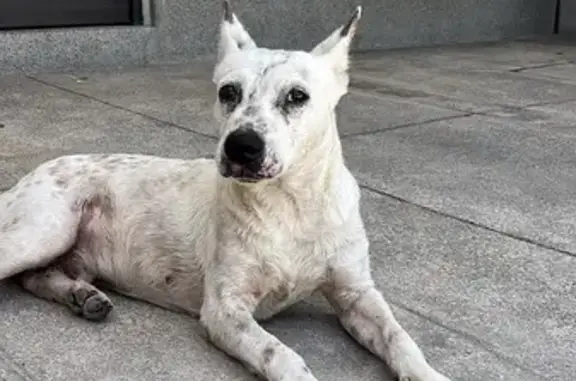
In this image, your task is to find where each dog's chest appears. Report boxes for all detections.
[251,231,342,320]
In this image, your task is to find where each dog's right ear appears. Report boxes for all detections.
[217,1,257,62]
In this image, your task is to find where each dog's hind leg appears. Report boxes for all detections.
[15,265,113,321]
[0,177,83,281]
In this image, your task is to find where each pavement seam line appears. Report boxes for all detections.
[341,113,476,139]
[476,97,576,116]
[387,299,547,379]
[359,184,576,259]
[509,61,573,73]
[25,76,218,141]
[511,97,576,109]
[347,81,490,115]
[349,73,576,114]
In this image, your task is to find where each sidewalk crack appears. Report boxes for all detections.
[360,184,576,259]
[388,299,547,380]
[25,76,217,141]
[341,113,475,139]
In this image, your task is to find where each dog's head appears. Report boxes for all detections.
[213,1,361,183]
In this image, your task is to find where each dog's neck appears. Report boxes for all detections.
[282,111,345,196]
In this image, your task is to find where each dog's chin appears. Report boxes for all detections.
[219,162,282,184]
[223,173,278,184]
[232,176,267,184]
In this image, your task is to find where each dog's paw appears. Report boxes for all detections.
[70,288,114,321]
[82,292,114,321]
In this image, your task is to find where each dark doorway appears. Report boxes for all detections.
[0,0,142,30]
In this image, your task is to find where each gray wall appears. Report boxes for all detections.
[0,0,557,74]
[560,0,576,36]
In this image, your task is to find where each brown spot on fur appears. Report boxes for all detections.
[108,157,123,164]
[274,285,290,301]
[103,157,124,170]
[236,321,248,332]
[262,262,274,276]
[368,338,376,351]
[386,330,401,346]
[164,275,174,285]
[0,216,21,232]
[82,194,115,220]
[262,346,276,365]
[55,178,68,187]
[137,180,153,198]
[216,283,225,298]
[243,105,259,117]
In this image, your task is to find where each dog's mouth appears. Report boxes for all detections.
[219,160,281,183]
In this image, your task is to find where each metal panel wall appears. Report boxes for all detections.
[0,0,141,30]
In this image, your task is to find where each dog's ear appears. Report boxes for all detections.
[310,6,361,89]
[311,6,361,57]
[217,1,257,62]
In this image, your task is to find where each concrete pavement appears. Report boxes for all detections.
[1,38,576,381]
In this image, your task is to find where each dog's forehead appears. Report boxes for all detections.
[214,48,326,86]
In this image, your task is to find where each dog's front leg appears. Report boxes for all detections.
[200,274,318,381]
[323,238,451,381]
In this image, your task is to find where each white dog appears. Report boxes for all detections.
[0,2,451,380]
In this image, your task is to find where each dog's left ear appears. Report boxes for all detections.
[310,6,362,90]
[217,0,257,62]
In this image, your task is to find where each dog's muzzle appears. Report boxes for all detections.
[219,128,279,182]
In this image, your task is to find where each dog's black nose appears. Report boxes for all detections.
[223,128,265,165]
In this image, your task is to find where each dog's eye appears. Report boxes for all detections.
[218,83,242,104]
[285,88,309,106]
